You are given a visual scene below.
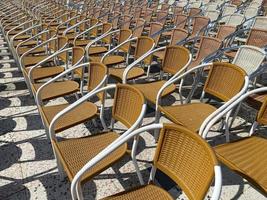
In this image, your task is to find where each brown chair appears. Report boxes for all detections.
[158,62,247,133]
[106,36,155,82]
[119,15,132,30]
[132,18,146,38]
[201,88,267,195]
[29,47,85,102]
[38,62,108,134]
[162,14,188,38]
[49,84,146,190]
[130,46,191,104]
[70,123,221,200]
[189,16,210,39]
[154,28,189,60]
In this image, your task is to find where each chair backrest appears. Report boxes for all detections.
[232,45,266,76]
[194,37,222,65]
[133,6,142,19]
[162,46,191,75]
[170,28,188,46]
[225,13,245,26]
[247,28,267,48]
[174,14,187,28]
[143,8,153,22]
[221,5,237,23]
[111,11,120,29]
[154,123,217,200]
[204,62,246,102]
[252,16,267,29]
[191,16,210,36]
[257,96,267,125]
[149,22,163,45]
[156,11,168,24]
[188,7,202,17]
[132,18,145,37]
[216,25,236,41]
[101,23,113,44]
[205,10,220,21]
[120,15,132,29]
[112,84,145,128]
[118,29,132,52]
[244,7,258,19]
[173,6,184,15]
[87,62,108,102]
[134,36,155,65]
[72,47,85,66]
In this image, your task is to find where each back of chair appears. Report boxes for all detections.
[118,29,132,52]
[149,22,163,45]
[101,23,113,44]
[156,11,168,24]
[188,7,201,17]
[154,123,217,200]
[226,13,244,26]
[204,62,247,102]
[132,18,145,38]
[87,62,108,101]
[216,25,236,41]
[252,17,267,29]
[112,84,145,128]
[191,16,210,36]
[232,45,266,76]
[57,36,68,61]
[174,14,187,29]
[72,47,85,66]
[205,10,220,21]
[173,6,184,15]
[170,28,188,46]
[257,96,267,125]
[134,36,155,65]
[143,8,153,22]
[162,46,191,75]
[120,15,132,29]
[247,28,267,48]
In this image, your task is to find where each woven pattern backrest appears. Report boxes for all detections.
[156,11,168,24]
[247,28,267,48]
[170,28,188,45]
[57,36,68,62]
[188,8,201,17]
[144,8,153,22]
[132,18,145,38]
[90,18,99,37]
[226,14,244,26]
[154,124,217,200]
[118,29,132,52]
[195,37,221,65]
[191,16,209,36]
[112,12,120,29]
[216,25,236,40]
[205,10,220,21]
[121,15,132,29]
[72,47,84,66]
[173,6,183,15]
[87,62,107,102]
[253,17,267,29]
[135,36,154,65]
[244,7,258,18]
[162,46,190,75]
[232,46,266,75]
[101,23,112,44]
[257,95,267,125]
[112,84,145,128]
[149,22,163,45]
[133,6,142,19]
[221,5,237,23]
[204,62,246,102]
[174,14,187,28]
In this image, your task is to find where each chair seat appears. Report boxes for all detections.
[89,46,108,55]
[17,46,46,56]
[246,93,267,110]
[53,132,127,182]
[109,67,145,81]
[7,30,24,36]
[90,55,125,66]
[11,34,31,40]
[33,80,79,101]
[159,103,217,132]
[25,66,64,81]
[153,50,165,60]
[22,55,51,67]
[103,184,173,200]
[13,40,37,47]
[132,80,176,104]
[214,136,267,193]
[40,101,98,133]
[75,39,91,46]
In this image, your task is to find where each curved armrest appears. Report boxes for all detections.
[6,19,34,38]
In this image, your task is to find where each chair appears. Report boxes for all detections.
[201,87,267,195]
[49,84,146,195]
[188,16,210,39]
[157,62,248,133]
[70,123,222,200]
[251,16,267,29]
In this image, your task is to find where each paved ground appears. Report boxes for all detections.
[0,35,267,200]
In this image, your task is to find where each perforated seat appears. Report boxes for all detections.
[13,40,37,47]
[25,66,64,81]
[109,67,145,81]
[53,132,127,182]
[22,55,53,67]
[75,39,91,46]
[17,46,46,55]
[90,55,125,66]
